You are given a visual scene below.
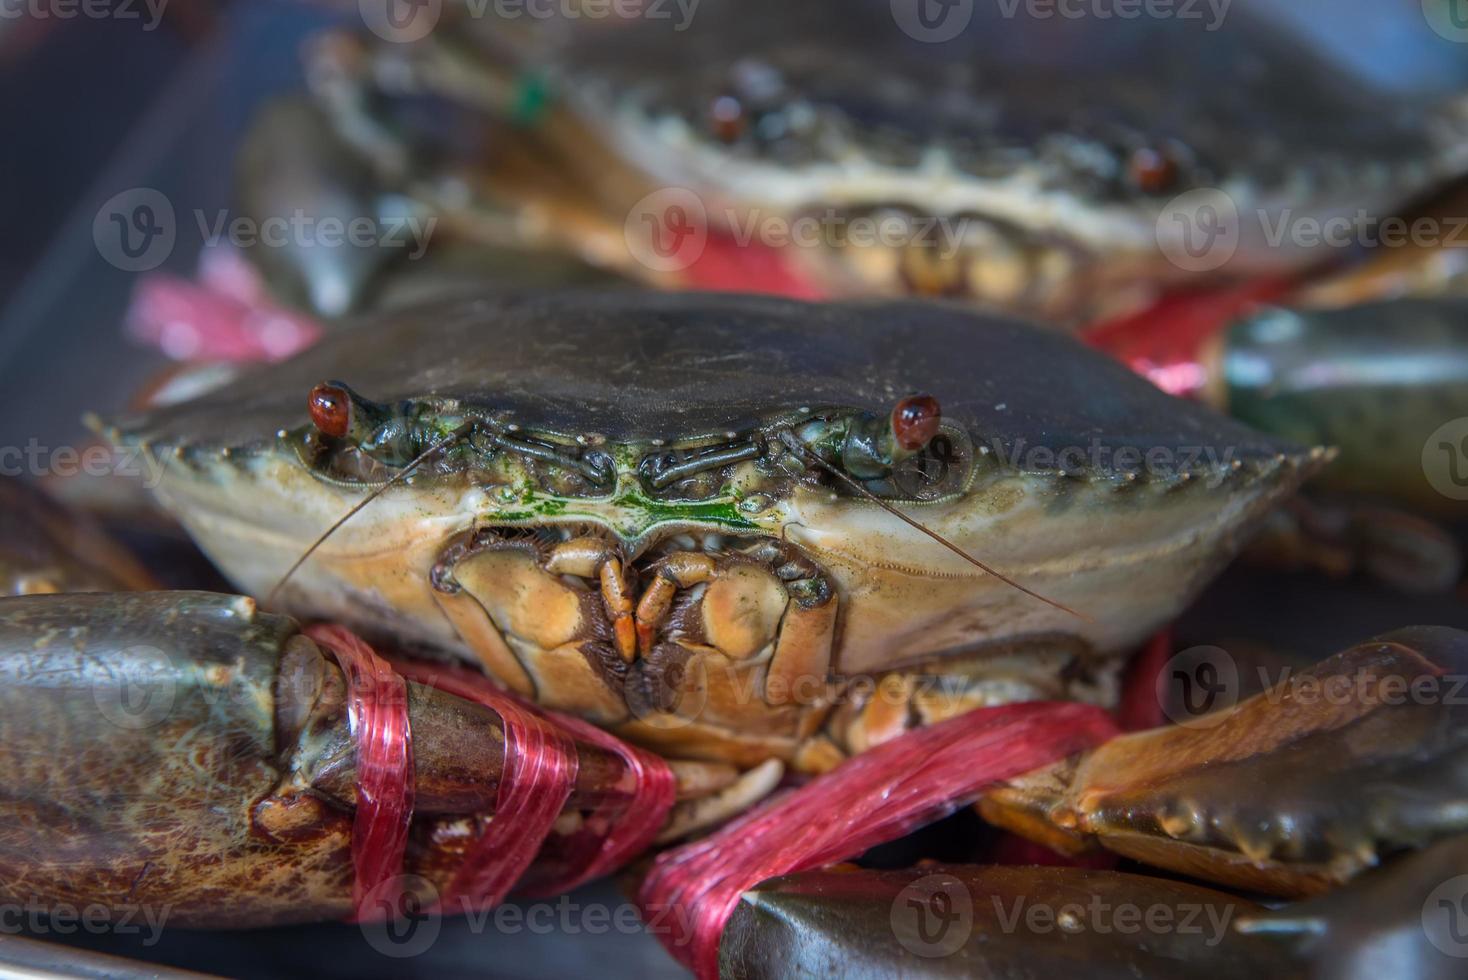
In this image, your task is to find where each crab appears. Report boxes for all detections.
[262,0,1468,324]
[5,290,1468,976]
[178,3,1468,583]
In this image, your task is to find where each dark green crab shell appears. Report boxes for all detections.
[105,291,1322,686]
[114,290,1298,466]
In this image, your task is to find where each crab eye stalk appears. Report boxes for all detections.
[1127,146,1179,195]
[831,394,944,481]
[891,394,942,452]
[304,381,409,463]
[709,94,747,144]
[309,382,353,439]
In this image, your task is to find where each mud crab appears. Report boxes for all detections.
[188,3,1468,567]
[5,290,1468,976]
[256,0,1468,323]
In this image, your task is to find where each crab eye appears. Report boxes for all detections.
[709,94,747,144]
[892,395,942,451]
[308,382,352,439]
[1127,146,1179,195]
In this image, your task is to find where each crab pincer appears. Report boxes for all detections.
[0,592,674,927]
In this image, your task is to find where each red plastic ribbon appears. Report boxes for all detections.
[1082,277,1292,399]
[638,701,1120,980]
[522,709,677,897]
[391,661,575,913]
[303,624,415,922]
[388,661,676,909]
[1117,628,1176,732]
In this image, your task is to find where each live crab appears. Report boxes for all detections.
[4,291,1467,977]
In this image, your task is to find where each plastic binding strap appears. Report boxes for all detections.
[303,624,415,922]
[390,661,676,911]
[638,700,1121,980]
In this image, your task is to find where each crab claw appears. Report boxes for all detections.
[979,627,1468,897]
[0,477,158,596]
[719,864,1287,978]
[0,592,667,927]
[1236,833,1468,980]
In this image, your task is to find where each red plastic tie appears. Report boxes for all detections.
[304,624,415,922]
[522,708,677,896]
[1117,628,1175,732]
[638,700,1120,979]
[391,661,576,913]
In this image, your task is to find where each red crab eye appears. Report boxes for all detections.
[892,394,941,451]
[1128,146,1179,195]
[308,383,352,439]
[709,94,747,144]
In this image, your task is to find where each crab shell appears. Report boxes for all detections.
[443,0,1468,318]
[108,291,1321,769]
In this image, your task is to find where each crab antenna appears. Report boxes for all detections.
[779,431,1090,623]
[266,423,475,607]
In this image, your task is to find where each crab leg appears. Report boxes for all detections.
[719,864,1287,979]
[0,591,673,928]
[0,477,158,596]
[980,626,1468,896]
[719,834,1468,979]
